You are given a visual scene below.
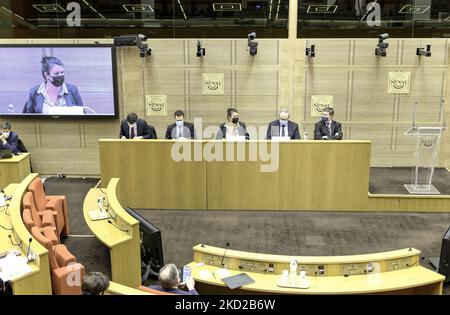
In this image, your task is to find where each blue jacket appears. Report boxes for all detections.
[23,83,83,113]
[0,131,20,153]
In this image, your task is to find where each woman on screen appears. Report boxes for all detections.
[23,56,83,114]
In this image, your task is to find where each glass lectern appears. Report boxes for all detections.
[404,127,446,194]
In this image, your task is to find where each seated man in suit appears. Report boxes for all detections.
[216,108,250,140]
[119,113,157,139]
[0,121,21,153]
[165,110,195,139]
[149,263,199,295]
[266,108,300,140]
[314,107,343,140]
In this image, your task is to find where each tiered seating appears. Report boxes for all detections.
[21,177,84,295]
[28,177,70,237]
[30,226,84,295]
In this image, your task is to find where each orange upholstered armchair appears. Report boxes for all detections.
[30,226,84,295]
[22,208,59,245]
[28,177,70,237]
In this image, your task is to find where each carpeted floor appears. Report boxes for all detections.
[369,167,450,194]
[42,172,450,294]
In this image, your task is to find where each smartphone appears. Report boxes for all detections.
[181,265,192,284]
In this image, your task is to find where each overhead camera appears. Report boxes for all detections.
[306,45,316,58]
[248,32,258,56]
[417,45,432,57]
[196,40,206,57]
[113,34,151,58]
[375,33,389,57]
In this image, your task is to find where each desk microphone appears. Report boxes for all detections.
[26,238,33,262]
[108,220,129,233]
[1,190,12,201]
[8,235,21,247]
[220,242,230,267]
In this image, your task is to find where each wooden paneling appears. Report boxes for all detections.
[99,140,207,209]
[0,37,448,175]
[100,140,371,211]
[0,153,31,190]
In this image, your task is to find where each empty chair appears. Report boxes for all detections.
[30,226,84,295]
[23,191,59,243]
[22,208,58,245]
[28,177,70,237]
[22,191,55,228]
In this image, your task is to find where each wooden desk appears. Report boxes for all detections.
[83,178,141,288]
[106,281,152,295]
[0,153,30,191]
[189,245,444,295]
[188,264,443,295]
[2,173,52,295]
[99,140,371,210]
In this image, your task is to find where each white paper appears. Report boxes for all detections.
[216,268,231,278]
[0,254,32,281]
[199,270,213,279]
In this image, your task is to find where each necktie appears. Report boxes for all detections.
[130,127,135,139]
[326,123,331,134]
[281,126,286,137]
[178,126,182,138]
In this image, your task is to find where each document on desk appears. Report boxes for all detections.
[199,270,213,279]
[88,209,109,221]
[0,253,32,281]
[216,268,231,278]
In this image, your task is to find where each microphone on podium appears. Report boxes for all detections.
[108,220,129,232]
[220,242,230,267]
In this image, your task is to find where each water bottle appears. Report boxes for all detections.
[303,131,308,140]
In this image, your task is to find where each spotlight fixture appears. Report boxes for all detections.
[306,45,316,58]
[113,34,152,58]
[248,32,258,56]
[196,40,206,57]
[375,33,389,57]
[417,45,432,57]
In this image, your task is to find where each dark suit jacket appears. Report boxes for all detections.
[314,120,343,140]
[216,122,250,140]
[23,83,83,113]
[266,120,300,140]
[0,131,20,153]
[119,118,157,139]
[165,122,195,139]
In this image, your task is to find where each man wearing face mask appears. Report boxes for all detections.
[216,108,250,140]
[23,56,83,114]
[165,110,195,139]
[119,112,157,139]
[314,107,343,140]
[266,108,301,140]
[0,121,20,153]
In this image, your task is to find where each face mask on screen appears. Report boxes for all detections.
[175,120,184,127]
[321,115,328,122]
[2,132,10,139]
[231,117,239,124]
[50,75,65,87]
